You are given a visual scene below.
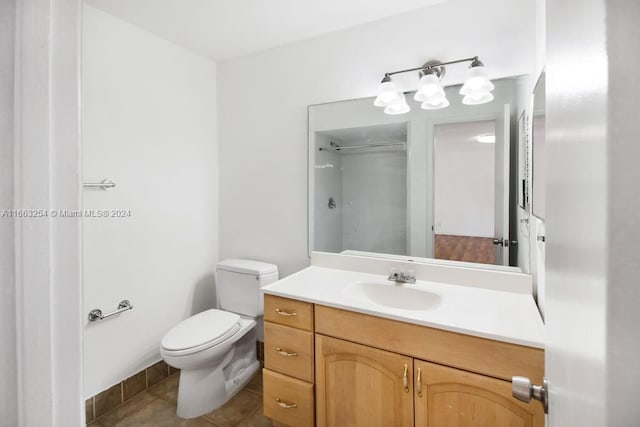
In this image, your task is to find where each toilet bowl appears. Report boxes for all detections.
[160,259,278,419]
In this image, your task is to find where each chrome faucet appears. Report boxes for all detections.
[387,269,416,284]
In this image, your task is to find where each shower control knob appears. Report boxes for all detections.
[512,376,549,413]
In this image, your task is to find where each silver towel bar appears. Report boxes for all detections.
[88,299,133,322]
[83,179,116,190]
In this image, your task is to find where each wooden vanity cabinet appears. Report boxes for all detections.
[414,360,541,426]
[263,295,315,427]
[315,334,414,427]
[263,294,545,427]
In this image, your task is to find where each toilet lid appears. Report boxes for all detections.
[161,309,241,351]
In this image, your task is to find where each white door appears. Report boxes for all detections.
[493,104,511,265]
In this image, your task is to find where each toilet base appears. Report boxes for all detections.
[175,324,261,419]
[176,358,260,419]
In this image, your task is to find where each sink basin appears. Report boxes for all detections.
[341,281,441,311]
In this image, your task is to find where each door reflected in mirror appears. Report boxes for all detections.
[309,76,530,271]
[433,120,497,265]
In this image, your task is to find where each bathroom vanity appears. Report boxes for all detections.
[261,261,545,426]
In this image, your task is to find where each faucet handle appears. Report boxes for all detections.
[388,268,416,283]
[387,267,400,281]
[398,270,416,283]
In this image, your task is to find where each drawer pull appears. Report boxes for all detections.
[416,367,423,397]
[276,347,299,357]
[275,308,298,317]
[275,397,297,409]
[403,364,409,393]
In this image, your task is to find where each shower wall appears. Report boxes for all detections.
[341,148,408,255]
[82,5,218,398]
[314,131,408,256]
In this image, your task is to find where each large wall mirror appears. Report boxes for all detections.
[309,76,533,271]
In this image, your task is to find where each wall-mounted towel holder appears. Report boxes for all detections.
[83,179,116,191]
[88,299,133,322]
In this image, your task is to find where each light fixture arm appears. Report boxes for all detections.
[384,56,480,78]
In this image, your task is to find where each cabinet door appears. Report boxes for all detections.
[414,360,544,427]
[315,334,413,427]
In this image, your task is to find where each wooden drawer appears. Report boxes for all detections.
[263,369,314,427]
[265,321,314,382]
[315,304,544,384]
[264,295,314,331]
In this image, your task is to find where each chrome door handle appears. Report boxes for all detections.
[512,376,549,414]
[493,238,516,247]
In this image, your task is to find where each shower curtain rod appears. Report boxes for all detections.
[318,141,407,152]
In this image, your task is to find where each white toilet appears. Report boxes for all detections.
[160,259,278,419]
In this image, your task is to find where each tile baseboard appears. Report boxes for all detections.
[86,339,263,424]
[85,360,176,423]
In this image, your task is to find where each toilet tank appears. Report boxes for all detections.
[216,259,279,316]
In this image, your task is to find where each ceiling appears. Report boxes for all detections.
[434,120,496,147]
[84,0,448,61]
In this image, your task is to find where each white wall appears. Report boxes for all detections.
[342,149,408,255]
[434,134,495,237]
[0,0,17,424]
[218,0,536,277]
[82,5,218,397]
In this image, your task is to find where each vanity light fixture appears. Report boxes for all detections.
[374,56,494,115]
[460,57,495,105]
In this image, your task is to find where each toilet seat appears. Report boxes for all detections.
[161,309,241,356]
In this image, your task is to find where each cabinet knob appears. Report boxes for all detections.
[275,308,298,317]
[416,367,423,397]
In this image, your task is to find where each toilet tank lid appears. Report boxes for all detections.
[216,259,278,275]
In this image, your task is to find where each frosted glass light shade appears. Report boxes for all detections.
[384,94,410,115]
[460,65,495,96]
[462,92,494,105]
[374,81,402,107]
[414,74,445,102]
[421,98,450,110]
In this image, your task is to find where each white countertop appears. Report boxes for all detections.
[262,266,544,349]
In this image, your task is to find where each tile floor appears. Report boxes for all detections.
[88,371,272,427]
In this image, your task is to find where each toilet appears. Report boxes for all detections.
[160,259,278,419]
